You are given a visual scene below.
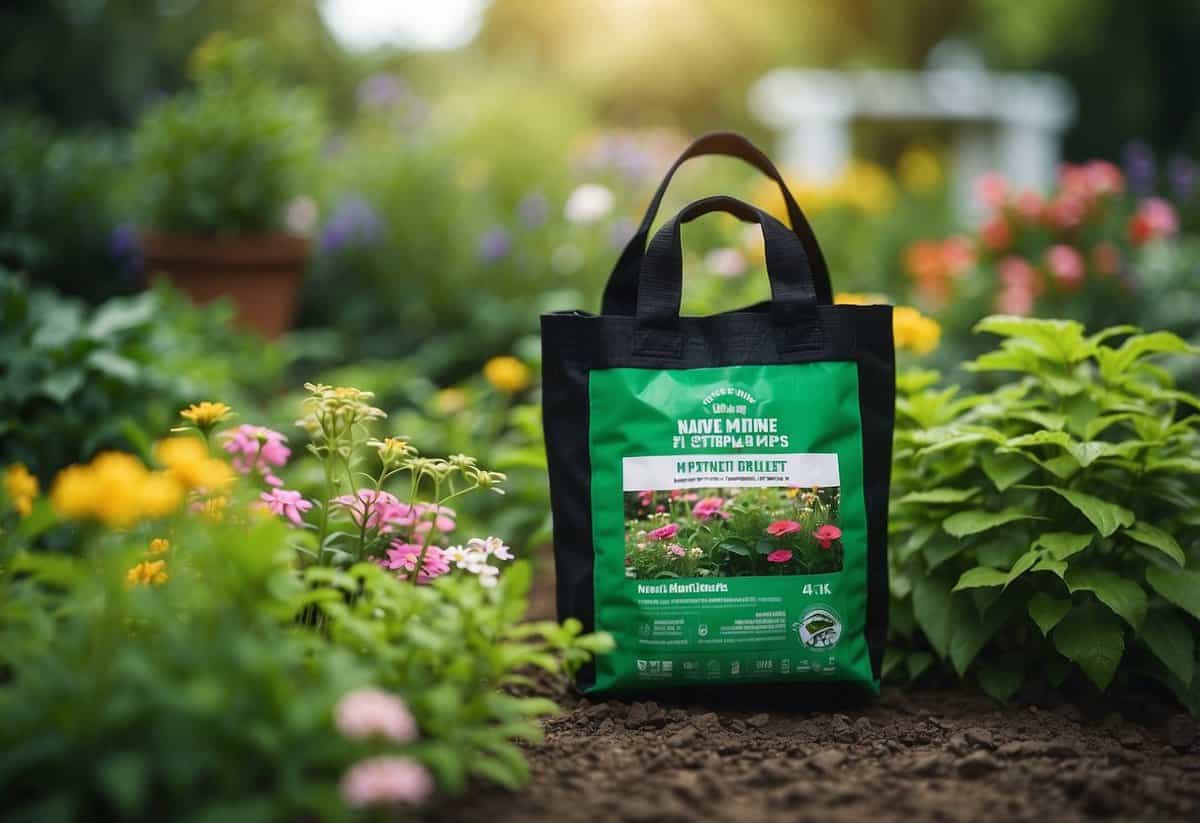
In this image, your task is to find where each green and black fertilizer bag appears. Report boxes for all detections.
[542,132,894,694]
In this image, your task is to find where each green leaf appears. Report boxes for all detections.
[972,316,1091,364]
[85,349,141,383]
[1139,609,1195,686]
[896,488,979,504]
[1123,522,1185,567]
[953,566,1009,591]
[942,509,1041,538]
[1145,567,1200,621]
[924,538,966,571]
[39,369,85,403]
[976,657,1025,702]
[949,593,1022,675]
[1031,555,1068,579]
[1053,604,1125,690]
[1033,532,1093,560]
[1028,593,1071,635]
[912,574,958,658]
[980,451,1035,492]
[1029,486,1135,537]
[1004,550,1041,586]
[1065,568,1147,628]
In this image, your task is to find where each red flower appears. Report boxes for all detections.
[1045,244,1085,293]
[1129,198,1179,246]
[979,216,1013,253]
[766,520,802,537]
[766,549,793,564]
[813,524,842,549]
[648,523,679,541]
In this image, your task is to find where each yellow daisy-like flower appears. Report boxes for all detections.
[155,437,233,491]
[893,306,942,355]
[897,147,943,194]
[433,387,468,415]
[179,401,233,430]
[149,537,170,555]
[51,452,184,527]
[197,495,228,522]
[483,356,532,394]
[4,463,38,517]
[834,292,889,306]
[126,560,168,587]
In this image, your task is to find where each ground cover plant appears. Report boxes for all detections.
[0,382,610,820]
[623,485,842,579]
[888,315,1200,711]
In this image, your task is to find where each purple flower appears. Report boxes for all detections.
[109,223,144,280]
[356,73,407,110]
[517,191,549,228]
[320,196,383,254]
[1167,154,1197,202]
[1122,140,1157,197]
[477,227,512,263]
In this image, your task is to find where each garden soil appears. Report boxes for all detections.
[442,557,1200,823]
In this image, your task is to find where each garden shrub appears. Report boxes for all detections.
[0,270,286,483]
[888,315,1200,711]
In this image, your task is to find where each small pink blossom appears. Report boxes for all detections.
[335,689,418,743]
[1045,244,1086,292]
[648,523,679,541]
[766,520,802,537]
[813,524,843,549]
[340,756,433,808]
[332,489,401,530]
[767,549,793,563]
[668,490,698,502]
[975,171,1008,210]
[259,488,312,525]
[382,541,451,583]
[222,424,290,486]
[691,496,728,522]
[1012,189,1044,222]
[1129,197,1179,246]
[667,544,687,558]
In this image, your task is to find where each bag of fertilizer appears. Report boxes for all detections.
[542,132,893,693]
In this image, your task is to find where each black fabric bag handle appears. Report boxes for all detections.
[602,131,833,315]
[637,195,818,328]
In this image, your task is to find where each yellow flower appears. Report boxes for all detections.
[898,147,943,194]
[51,452,184,527]
[4,463,38,518]
[126,560,168,587]
[838,161,897,215]
[893,306,942,355]
[149,537,170,555]
[197,495,228,522]
[835,292,889,306]
[433,388,468,415]
[374,437,414,467]
[179,401,233,430]
[154,437,233,491]
[483,357,532,394]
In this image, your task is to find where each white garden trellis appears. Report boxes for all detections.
[748,51,1076,221]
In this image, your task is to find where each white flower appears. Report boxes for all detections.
[284,195,319,235]
[564,183,614,224]
[468,536,513,561]
[689,547,704,557]
[444,545,471,568]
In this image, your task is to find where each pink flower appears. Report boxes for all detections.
[766,549,793,563]
[332,489,401,530]
[975,171,1008,210]
[340,757,433,808]
[765,520,802,537]
[259,488,312,526]
[1012,190,1044,222]
[648,523,679,541]
[668,490,698,502]
[813,524,843,549]
[222,425,291,486]
[1084,160,1124,196]
[1045,244,1086,292]
[1043,193,1088,232]
[382,541,450,583]
[979,216,1012,252]
[1129,197,1179,246]
[691,496,728,522]
[668,544,686,558]
[996,286,1035,316]
[1091,242,1121,277]
[335,689,419,743]
[996,255,1042,316]
[386,503,456,536]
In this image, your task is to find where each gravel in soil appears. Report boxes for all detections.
[445,687,1200,823]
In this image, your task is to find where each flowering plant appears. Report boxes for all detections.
[887,316,1200,710]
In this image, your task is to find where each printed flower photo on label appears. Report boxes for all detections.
[623,485,842,579]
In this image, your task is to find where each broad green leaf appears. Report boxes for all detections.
[906,651,935,680]
[1029,486,1135,537]
[1031,555,1068,579]
[1124,522,1185,567]
[1033,531,1093,560]
[896,488,979,504]
[976,536,1026,570]
[949,593,1022,675]
[943,509,1040,538]
[1086,324,1140,348]
[953,566,1009,591]
[1004,550,1041,586]
[39,369,85,403]
[881,648,906,679]
[980,451,1035,492]
[972,316,1091,364]
[85,349,140,383]
[976,658,1025,702]
[1139,609,1195,686]
[924,539,967,571]
[1028,593,1071,635]
[1084,413,1136,440]
[967,347,1043,373]
[1008,410,1067,431]
[912,574,960,658]
[1065,568,1147,628]
[1004,431,1126,468]
[1145,567,1200,621]
[1100,331,1198,381]
[1053,604,1125,690]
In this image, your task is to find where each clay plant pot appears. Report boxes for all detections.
[141,232,309,339]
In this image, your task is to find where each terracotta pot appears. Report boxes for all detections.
[141,232,309,339]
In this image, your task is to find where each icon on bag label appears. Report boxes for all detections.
[793,607,842,649]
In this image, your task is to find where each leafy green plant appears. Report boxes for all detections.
[0,270,286,483]
[132,34,322,234]
[888,315,1200,710]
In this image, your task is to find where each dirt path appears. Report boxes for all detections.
[446,557,1200,822]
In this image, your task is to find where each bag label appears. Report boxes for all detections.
[588,362,875,692]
